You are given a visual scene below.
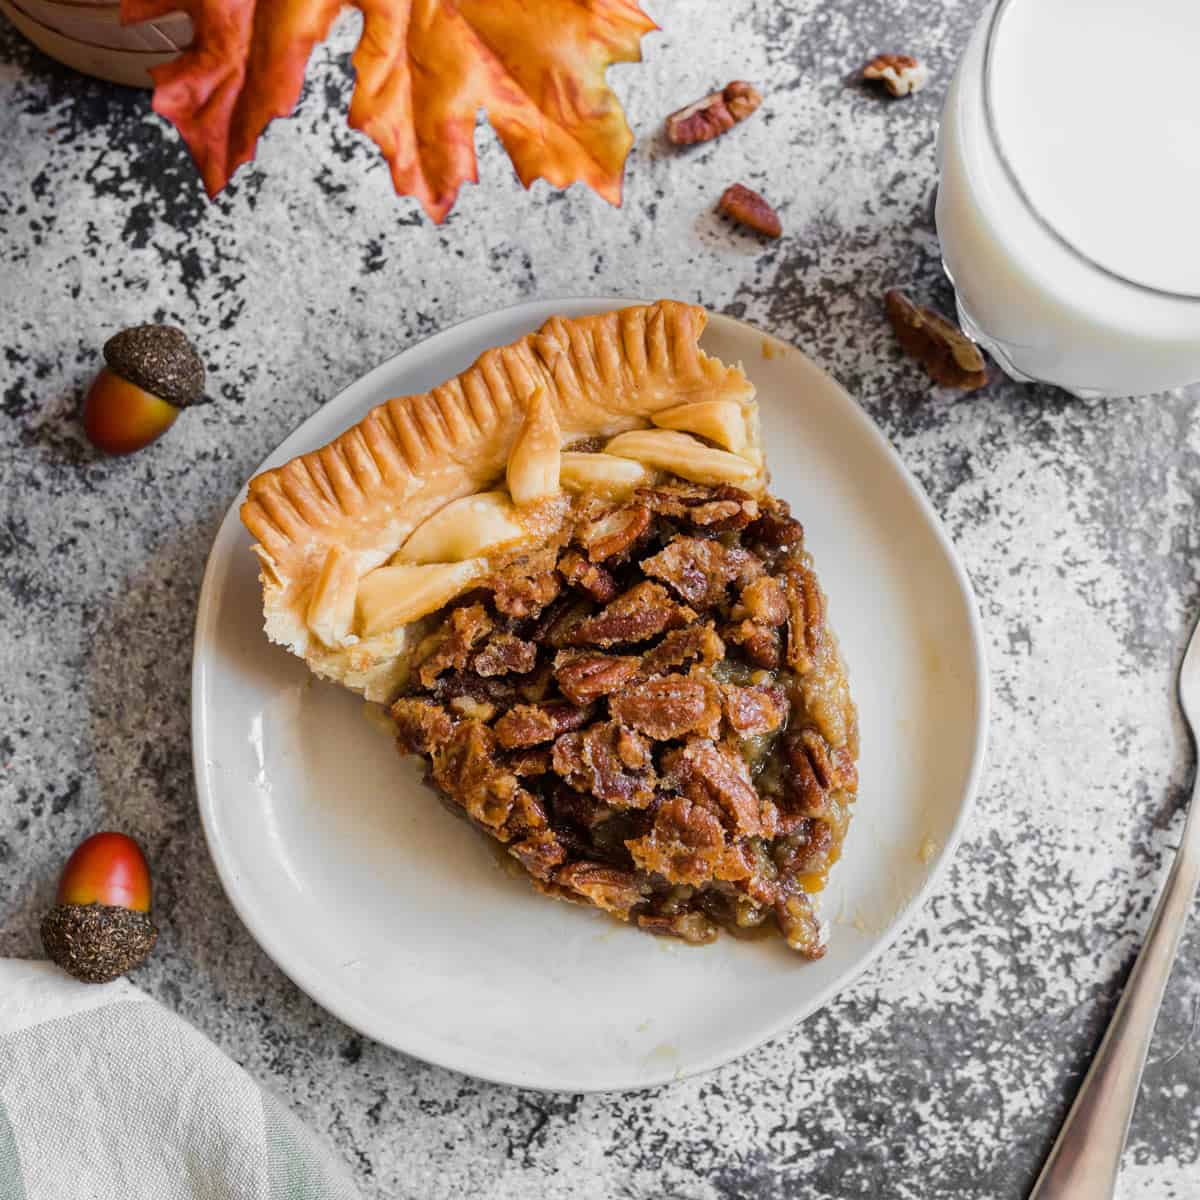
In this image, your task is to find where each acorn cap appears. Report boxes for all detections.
[41,902,158,984]
[102,324,205,408]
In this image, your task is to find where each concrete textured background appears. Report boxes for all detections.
[2,1,1198,1196]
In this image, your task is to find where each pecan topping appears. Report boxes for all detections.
[862,53,928,97]
[723,619,782,669]
[568,581,696,647]
[494,701,591,749]
[555,861,648,917]
[473,632,537,677]
[554,650,641,705]
[778,726,857,831]
[734,575,787,626]
[717,183,782,238]
[642,623,725,674]
[785,564,824,674]
[576,503,651,563]
[506,747,553,777]
[639,483,759,530]
[627,795,748,886]
[610,674,722,742]
[431,721,518,833]
[509,830,565,881]
[637,910,720,944]
[489,567,562,618]
[390,697,454,755]
[666,80,762,145]
[642,536,762,610]
[557,549,618,603]
[884,289,987,390]
[774,891,825,958]
[417,603,493,689]
[665,738,762,837]
[552,721,657,809]
[747,499,804,553]
[721,683,788,737]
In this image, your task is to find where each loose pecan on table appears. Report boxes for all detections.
[884,288,988,390]
[666,81,762,145]
[861,53,929,97]
[717,183,782,239]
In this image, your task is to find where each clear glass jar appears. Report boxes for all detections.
[935,0,1200,398]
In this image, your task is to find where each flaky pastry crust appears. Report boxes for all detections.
[241,301,761,699]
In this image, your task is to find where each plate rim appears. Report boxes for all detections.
[192,295,990,1092]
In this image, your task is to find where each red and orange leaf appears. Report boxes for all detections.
[121,0,657,222]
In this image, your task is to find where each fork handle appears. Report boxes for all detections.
[1029,782,1200,1199]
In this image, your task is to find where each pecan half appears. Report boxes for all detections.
[643,535,762,610]
[430,720,518,833]
[489,567,561,619]
[553,651,641,705]
[862,54,928,98]
[884,289,987,390]
[733,575,788,626]
[784,563,824,674]
[494,701,591,749]
[555,861,648,917]
[473,632,537,677]
[665,738,762,837]
[717,183,782,238]
[576,503,651,563]
[567,581,695,647]
[721,683,788,737]
[666,80,762,145]
[627,794,748,886]
[416,603,493,689]
[557,549,618,603]
[642,623,726,675]
[391,697,454,755]
[610,674,722,742]
[552,721,657,809]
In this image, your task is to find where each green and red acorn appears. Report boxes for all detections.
[40,832,159,983]
[83,324,205,454]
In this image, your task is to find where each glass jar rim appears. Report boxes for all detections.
[982,0,1200,303]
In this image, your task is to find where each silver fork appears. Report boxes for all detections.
[1030,616,1200,1198]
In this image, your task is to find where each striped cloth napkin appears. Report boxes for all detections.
[0,959,358,1200]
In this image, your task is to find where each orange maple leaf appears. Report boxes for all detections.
[121,0,657,222]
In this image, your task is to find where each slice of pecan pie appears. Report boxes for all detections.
[241,301,857,957]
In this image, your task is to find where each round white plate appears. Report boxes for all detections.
[193,298,988,1092]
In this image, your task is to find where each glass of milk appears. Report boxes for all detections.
[935,0,1200,397]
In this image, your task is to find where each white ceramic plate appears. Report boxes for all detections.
[193,298,988,1092]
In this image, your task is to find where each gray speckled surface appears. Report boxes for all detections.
[2,2,1199,1196]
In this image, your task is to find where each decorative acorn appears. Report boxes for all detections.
[40,832,159,983]
[83,324,205,454]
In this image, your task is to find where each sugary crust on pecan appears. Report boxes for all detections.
[557,549,618,603]
[567,581,696,647]
[552,721,658,809]
[494,701,591,749]
[553,650,641,705]
[642,536,762,610]
[721,683,788,737]
[609,674,722,741]
[642,623,725,674]
[665,738,763,837]
[666,81,762,145]
[473,632,537,677]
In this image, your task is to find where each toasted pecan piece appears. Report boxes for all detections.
[576,503,651,563]
[430,720,519,833]
[642,623,726,674]
[609,674,723,742]
[489,567,562,619]
[721,683,788,737]
[639,483,759,531]
[626,794,749,886]
[509,830,566,881]
[666,80,762,144]
[555,861,648,917]
[557,549,618,603]
[416,603,493,689]
[717,183,782,238]
[665,737,763,837]
[884,289,987,390]
[553,650,641,705]
[473,632,537,677]
[784,562,824,674]
[862,53,928,97]
[391,696,455,755]
[495,701,591,749]
[642,535,763,610]
[552,721,657,809]
[723,619,782,669]
[567,581,696,648]
[734,575,788,626]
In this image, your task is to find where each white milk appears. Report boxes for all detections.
[935,0,1200,397]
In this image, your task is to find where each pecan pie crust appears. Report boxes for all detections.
[390,482,858,957]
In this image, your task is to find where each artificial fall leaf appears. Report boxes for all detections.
[120,0,658,222]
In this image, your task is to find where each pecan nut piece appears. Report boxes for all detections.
[666,80,762,145]
[884,289,987,390]
[391,697,454,755]
[568,581,695,648]
[862,53,928,97]
[610,674,722,742]
[557,549,618,603]
[553,651,641,705]
[494,701,591,749]
[473,632,537,677]
[555,861,648,917]
[552,721,657,809]
[665,738,762,837]
[717,183,782,238]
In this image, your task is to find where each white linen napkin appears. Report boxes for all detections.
[0,959,358,1200]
